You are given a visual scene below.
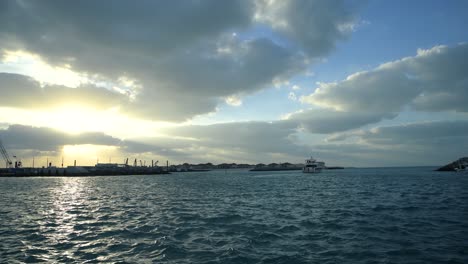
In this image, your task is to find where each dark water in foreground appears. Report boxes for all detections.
[1,168,467,263]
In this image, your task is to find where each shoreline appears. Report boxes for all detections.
[0,167,170,177]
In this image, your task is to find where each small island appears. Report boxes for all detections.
[436,157,468,171]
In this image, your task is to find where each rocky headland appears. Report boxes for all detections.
[436,157,468,171]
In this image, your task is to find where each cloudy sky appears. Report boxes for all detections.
[0,0,467,167]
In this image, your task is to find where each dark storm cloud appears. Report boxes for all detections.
[0,0,358,121]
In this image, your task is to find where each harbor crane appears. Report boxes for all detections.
[0,139,13,168]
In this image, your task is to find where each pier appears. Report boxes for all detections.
[0,163,170,177]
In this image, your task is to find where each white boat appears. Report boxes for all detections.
[454,160,466,172]
[303,157,325,173]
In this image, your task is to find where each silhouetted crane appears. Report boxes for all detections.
[0,139,13,168]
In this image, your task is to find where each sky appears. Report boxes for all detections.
[0,0,467,167]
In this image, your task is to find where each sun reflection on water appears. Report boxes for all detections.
[43,178,92,259]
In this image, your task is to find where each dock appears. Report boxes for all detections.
[0,164,170,177]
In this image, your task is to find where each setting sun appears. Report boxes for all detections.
[62,144,119,165]
[47,106,119,135]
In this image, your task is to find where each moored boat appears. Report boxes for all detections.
[303,157,325,173]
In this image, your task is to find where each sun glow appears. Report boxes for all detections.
[47,105,119,135]
[63,144,118,155]
[1,50,86,87]
[45,106,178,137]
[62,144,119,165]
[0,105,178,138]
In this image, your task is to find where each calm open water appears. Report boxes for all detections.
[0,167,467,263]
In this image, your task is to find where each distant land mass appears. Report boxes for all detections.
[172,162,344,172]
[170,162,301,172]
[0,161,348,177]
[436,157,468,171]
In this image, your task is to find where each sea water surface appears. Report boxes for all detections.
[1,167,467,263]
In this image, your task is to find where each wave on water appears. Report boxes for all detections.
[0,168,467,263]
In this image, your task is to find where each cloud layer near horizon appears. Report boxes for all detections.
[1,118,468,167]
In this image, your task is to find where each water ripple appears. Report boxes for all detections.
[1,168,467,263]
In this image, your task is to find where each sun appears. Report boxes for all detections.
[1,104,179,142]
[62,144,119,165]
[46,105,120,135]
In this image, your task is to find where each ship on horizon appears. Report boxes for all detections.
[303,157,325,173]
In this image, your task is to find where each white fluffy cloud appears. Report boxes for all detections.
[301,44,468,113]
[254,0,357,56]
[288,92,297,101]
[225,95,243,106]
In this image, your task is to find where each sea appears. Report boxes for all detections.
[0,167,467,263]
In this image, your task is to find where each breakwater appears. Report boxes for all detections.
[0,165,169,177]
